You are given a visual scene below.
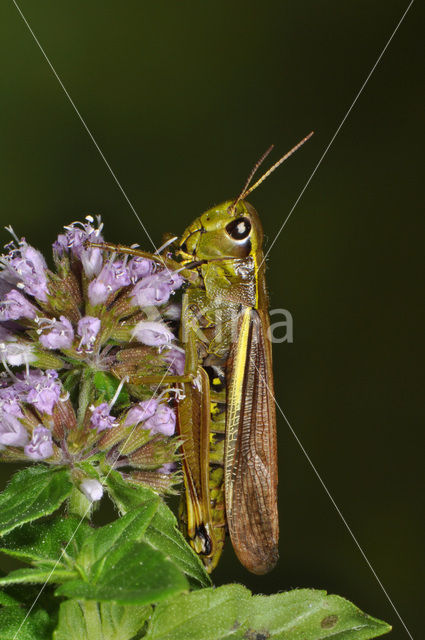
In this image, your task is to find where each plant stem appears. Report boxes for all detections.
[77,368,93,428]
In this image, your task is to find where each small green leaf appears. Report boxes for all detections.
[77,500,160,574]
[105,470,159,513]
[56,539,188,604]
[98,600,151,639]
[93,371,129,406]
[146,500,211,589]
[54,599,151,640]
[0,466,73,536]
[106,471,211,588]
[0,590,17,607]
[247,590,392,640]
[144,586,392,640]
[0,567,76,586]
[145,584,250,640]
[0,516,91,565]
[0,591,53,640]
[53,599,88,640]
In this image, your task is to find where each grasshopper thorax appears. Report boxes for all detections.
[177,200,264,263]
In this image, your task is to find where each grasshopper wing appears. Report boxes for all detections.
[225,307,278,574]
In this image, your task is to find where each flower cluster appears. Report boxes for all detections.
[0,217,186,501]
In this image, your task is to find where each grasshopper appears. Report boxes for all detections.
[91,132,312,573]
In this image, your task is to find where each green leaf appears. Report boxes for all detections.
[0,590,17,607]
[56,540,188,605]
[145,584,251,640]
[0,516,91,565]
[0,567,76,586]
[146,501,211,589]
[0,466,73,536]
[0,591,53,640]
[144,586,392,640]
[77,499,160,574]
[93,371,129,407]
[246,589,392,639]
[106,471,211,588]
[54,599,151,640]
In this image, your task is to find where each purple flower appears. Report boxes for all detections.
[77,316,101,352]
[0,239,49,301]
[88,260,131,305]
[39,315,74,350]
[0,412,29,447]
[157,462,177,474]
[163,347,185,375]
[80,478,103,502]
[0,388,23,417]
[24,426,53,460]
[58,217,104,278]
[124,399,158,426]
[144,404,176,436]
[131,274,172,308]
[158,269,184,291]
[128,257,154,283]
[0,290,37,321]
[26,369,62,415]
[0,341,36,367]
[90,402,117,432]
[52,234,68,255]
[132,321,174,347]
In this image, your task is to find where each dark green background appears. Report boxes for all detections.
[0,2,423,639]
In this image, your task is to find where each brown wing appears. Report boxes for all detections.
[225,307,278,574]
[177,368,212,554]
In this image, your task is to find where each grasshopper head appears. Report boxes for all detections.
[177,200,264,262]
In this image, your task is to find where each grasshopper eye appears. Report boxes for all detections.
[225,217,252,240]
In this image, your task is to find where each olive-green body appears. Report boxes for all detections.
[176,199,278,573]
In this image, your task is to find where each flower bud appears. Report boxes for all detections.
[80,478,103,502]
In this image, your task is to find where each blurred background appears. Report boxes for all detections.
[0,1,423,638]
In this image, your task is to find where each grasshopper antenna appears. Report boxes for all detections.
[229,144,274,213]
[230,131,314,212]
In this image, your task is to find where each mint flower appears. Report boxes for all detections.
[0,412,29,447]
[128,256,153,282]
[24,426,53,460]
[0,235,49,301]
[25,370,62,415]
[0,217,184,498]
[144,404,176,436]
[131,274,173,307]
[88,259,131,305]
[90,402,117,432]
[38,315,74,350]
[132,321,175,346]
[124,399,158,425]
[77,316,101,352]
[0,289,38,321]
